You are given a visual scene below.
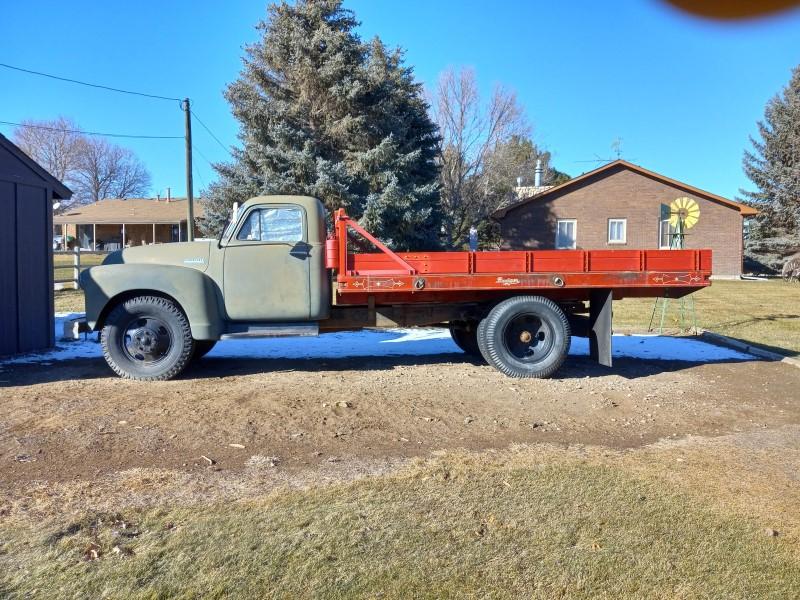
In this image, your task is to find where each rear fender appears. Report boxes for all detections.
[80,264,223,340]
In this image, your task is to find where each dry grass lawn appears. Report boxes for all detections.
[613,279,800,355]
[2,437,799,599]
[33,273,800,597]
[53,289,85,313]
[53,252,105,293]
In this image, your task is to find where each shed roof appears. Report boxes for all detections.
[492,159,758,218]
[54,197,205,224]
[0,133,73,199]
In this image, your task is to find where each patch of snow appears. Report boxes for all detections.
[206,328,461,360]
[0,313,754,367]
[569,335,753,362]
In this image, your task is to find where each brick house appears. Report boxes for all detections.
[53,197,204,250]
[492,160,757,277]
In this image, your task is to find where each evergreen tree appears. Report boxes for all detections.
[202,0,441,249]
[739,64,800,234]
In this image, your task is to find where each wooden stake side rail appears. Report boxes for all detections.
[329,209,712,303]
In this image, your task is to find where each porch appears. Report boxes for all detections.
[52,197,203,251]
[57,222,187,250]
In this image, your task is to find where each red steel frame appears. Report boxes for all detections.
[329,209,712,305]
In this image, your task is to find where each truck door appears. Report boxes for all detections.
[223,204,311,321]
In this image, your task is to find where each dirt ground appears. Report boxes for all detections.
[2,348,800,488]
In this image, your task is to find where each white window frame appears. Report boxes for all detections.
[659,219,675,249]
[607,218,627,244]
[555,219,577,249]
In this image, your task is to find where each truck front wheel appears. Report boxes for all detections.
[479,296,571,378]
[101,295,195,381]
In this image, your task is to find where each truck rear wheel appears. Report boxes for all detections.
[477,317,489,362]
[101,295,195,381]
[448,321,481,357]
[479,296,570,378]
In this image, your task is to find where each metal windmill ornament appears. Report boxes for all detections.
[668,197,700,249]
[649,197,701,333]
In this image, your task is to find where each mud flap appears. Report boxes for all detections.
[589,289,613,367]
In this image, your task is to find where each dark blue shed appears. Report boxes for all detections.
[0,133,72,355]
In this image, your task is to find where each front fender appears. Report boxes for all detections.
[80,264,223,340]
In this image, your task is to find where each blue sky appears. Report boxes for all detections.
[1,1,799,201]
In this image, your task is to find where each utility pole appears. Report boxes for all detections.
[182,98,195,241]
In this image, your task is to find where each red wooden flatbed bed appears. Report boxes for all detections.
[319,208,713,377]
[328,209,712,306]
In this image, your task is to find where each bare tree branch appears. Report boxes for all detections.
[12,116,86,209]
[12,118,152,207]
[70,138,152,202]
[431,67,533,248]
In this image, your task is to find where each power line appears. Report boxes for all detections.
[192,144,216,168]
[1,61,200,237]
[0,62,182,102]
[190,110,231,155]
[192,159,208,190]
[0,120,183,140]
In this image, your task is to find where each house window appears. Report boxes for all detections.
[555,219,577,249]
[608,218,627,244]
[237,207,304,242]
[76,224,95,250]
[659,219,677,249]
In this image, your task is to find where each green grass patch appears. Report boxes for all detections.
[614,279,800,355]
[53,253,106,269]
[54,289,85,313]
[53,252,106,287]
[2,460,797,599]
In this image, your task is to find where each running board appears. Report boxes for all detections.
[220,322,319,339]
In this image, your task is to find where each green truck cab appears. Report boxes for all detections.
[81,195,332,380]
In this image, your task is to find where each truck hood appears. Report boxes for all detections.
[103,241,213,272]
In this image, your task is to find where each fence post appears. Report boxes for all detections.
[73,248,81,290]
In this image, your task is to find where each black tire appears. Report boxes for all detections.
[477,316,490,363]
[448,321,482,357]
[479,295,570,378]
[192,340,217,361]
[101,295,195,381]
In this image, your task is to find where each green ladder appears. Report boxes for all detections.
[648,217,699,334]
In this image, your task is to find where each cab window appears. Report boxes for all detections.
[237,207,304,242]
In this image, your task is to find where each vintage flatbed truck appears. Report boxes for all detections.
[78,195,712,381]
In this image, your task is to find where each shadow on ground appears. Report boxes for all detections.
[1,351,761,388]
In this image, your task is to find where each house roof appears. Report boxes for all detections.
[492,159,758,219]
[54,197,205,225]
[0,133,73,199]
